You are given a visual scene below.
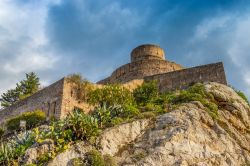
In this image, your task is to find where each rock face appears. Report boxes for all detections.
[115,82,250,166]
[29,82,250,166]
[23,139,54,165]
[98,119,151,156]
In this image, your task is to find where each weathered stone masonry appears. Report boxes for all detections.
[145,62,227,92]
[98,44,183,84]
[0,44,227,124]
[0,78,91,125]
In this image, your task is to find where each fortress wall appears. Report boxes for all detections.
[60,79,93,119]
[0,78,65,125]
[145,62,227,92]
[98,60,182,84]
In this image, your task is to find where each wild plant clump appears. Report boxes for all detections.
[84,150,116,166]
[0,131,35,165]
[6,110,46,131]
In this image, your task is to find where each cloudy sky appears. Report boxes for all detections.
[0,0,250,98]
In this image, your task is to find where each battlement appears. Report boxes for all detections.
[131,44,165,62]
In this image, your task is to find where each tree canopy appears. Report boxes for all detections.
[0,72,40,108]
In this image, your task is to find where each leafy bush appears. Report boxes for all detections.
[88,84,134,107]
[110,117,125,126]
[133,81,159,106]
[85,150,105,166]
[164,83,219,119]
[85,150,116,166]
[92,103,140,128]
[141,103,164,114]
[66,110,100,142]
[6,110,46,131]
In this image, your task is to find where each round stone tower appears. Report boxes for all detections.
[131,44,165,62]
[98,44,183,84]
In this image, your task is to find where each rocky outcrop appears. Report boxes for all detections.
[22,139,54,165]
[23,82,250,166]
[98,119,151,156]
[115,82,250,166]
[46,119,151,166]
[47,142,93,166]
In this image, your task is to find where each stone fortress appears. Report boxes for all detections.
[0,44,227,125]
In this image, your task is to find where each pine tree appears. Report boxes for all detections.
[18,72,40,99]
[0,89,20,108]
[0,72,40,108]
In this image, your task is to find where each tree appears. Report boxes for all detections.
[0,72,40,108]
[0,89,20,108]
[18,72,40,99]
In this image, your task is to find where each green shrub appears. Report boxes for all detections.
[92,103,140,128]
[141,103,164,114]
[6,110,46,131]
[133,81,159,106]
[88,84,134,107]
[121,104,140,118]
[236,91,249,105]
[91,103,112,128]
[110,117,125,126]
[136,112,156,119]
[85,150,106,166]
[71,157,84,166]
[85,150,116,166]
[66,110,100,142]
[165,83,219,120]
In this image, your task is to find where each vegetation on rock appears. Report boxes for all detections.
[66,74,93,101]
[88,84,134,107]
[1,80,249,165]
[85,150,116,166]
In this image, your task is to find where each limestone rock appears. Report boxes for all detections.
[47,142,93,166]
[22,139,54,165]
[114,82,250,166]
[33,82,250,166]
[97,119,151,156]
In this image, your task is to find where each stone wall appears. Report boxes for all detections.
[0,78,94,125]
[145,62,227,92]
[0,78,65,125]
[60,79,93,119]
[98,60,183,84]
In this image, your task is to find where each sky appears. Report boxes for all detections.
[0,0,250,98]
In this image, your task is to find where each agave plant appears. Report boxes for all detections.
[66,109,100,141]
